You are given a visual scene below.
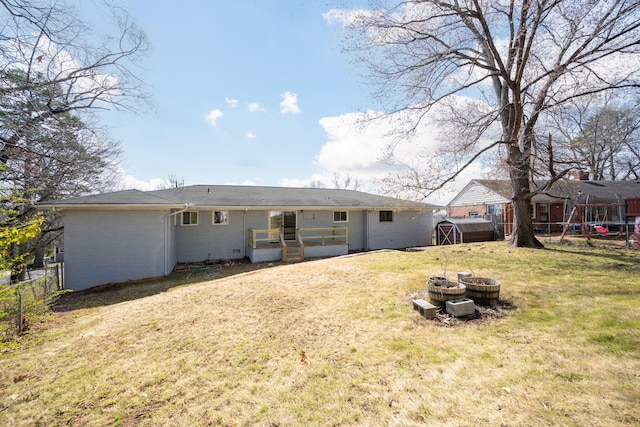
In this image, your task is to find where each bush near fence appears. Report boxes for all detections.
[0,265,65,348]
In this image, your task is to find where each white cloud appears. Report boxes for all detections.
[312,106,491,204]
[315,110,443,173]
[223,180,260,186]
[280,91,301,115]
[316,111,390,171]
[225,97,239,108]
[246,132,256,139]
[205,109,224,126]
[279,178,310,188]
[113,166,171,191]
[323,8,376,27]
[248,102,265,113]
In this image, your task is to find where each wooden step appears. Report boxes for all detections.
[284,246,303,263]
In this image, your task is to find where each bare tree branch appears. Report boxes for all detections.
[330,0,640,247]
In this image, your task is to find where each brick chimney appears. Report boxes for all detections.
[573,170,589,181]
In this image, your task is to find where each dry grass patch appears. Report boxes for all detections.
[1,243,639,426]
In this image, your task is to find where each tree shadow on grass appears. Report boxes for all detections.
[547,243,640,268]
[52,259,283,312]
[543,244,640,298]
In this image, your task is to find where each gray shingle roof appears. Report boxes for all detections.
[533,180,640,204]
[38,185,442,210]
[470,179,640,204]
[38,189,182,207]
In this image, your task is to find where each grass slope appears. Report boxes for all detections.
[1,242,639,426]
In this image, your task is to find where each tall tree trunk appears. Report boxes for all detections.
[32,246,44,269]
[510,188,542,247]
[507,142,544,248]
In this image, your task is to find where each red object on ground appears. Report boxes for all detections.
[594,225,609,236]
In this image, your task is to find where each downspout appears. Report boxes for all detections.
[243,208,247,258]
[164,204,191,276]
[369,210,373,249]
[625,199,629,248]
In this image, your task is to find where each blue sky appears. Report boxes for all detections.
[72,1,468,204]
[94,2,370,186]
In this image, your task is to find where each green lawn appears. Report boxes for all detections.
[1,241,638,426]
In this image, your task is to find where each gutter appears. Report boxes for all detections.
[36,204,185,211]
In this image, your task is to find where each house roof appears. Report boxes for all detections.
[473,180,512,199]
[532,180,640,204]
[37,189,183,209]
[38,185,442,211]
[446,179,511,208]
[449,179,640,206]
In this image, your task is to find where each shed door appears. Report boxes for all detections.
[438,224,459,245]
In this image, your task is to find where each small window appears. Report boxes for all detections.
[539,204,549,222]
[182,211,198,226]
[379,210,393,222]
[333,211,348,222]
[213,211,229,225]
[487,204,502,215]
[469,211,479,217]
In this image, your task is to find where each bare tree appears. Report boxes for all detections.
[0,69,123,275]
[329,0,640,247]
[331,172,362,190]
[0,0,149,274]
[0,0,148,173]
[306,180,327,189]
[540,97,640,181]
[0,0,149,109]
[158,174,183,189]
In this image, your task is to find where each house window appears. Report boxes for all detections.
[269,211,283,229]
[182,211,198,226]
[213,211,229,225]
[530,204,536,219]
[487,204,502,215]
[539,204,549,222]
[379,210,393,222]
[333,211,348,222]
[469,211,479,217]
[269,211,283,242]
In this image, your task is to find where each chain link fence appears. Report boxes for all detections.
[0,263,65,344]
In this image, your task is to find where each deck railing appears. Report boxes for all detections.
[297,227,348,245]
[249,227,348,248]
[279,232,288,262]
[248,228,280,248]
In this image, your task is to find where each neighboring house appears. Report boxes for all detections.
[446,180,513,236]
[38,185,441,291]
[447,178,640,236]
